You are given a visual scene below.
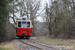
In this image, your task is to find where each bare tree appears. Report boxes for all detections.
[22,0,41,36]
[45,3,53,36]
[9,0,20,25]
[43,0,75,38]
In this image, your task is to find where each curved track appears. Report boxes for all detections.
[28,39,63,50]
[19,39,43,50]
[19,39,66,50]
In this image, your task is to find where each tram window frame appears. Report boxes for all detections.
[27,22,30,28]
[17,20,31,28]
[18,22,21,27]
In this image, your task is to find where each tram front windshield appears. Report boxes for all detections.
[21,22,26,28]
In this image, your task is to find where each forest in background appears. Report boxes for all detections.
[0,0,16,42]
[44,0,75,38]
[0,0,75,42]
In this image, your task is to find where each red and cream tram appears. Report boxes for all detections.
[16,18,33,39]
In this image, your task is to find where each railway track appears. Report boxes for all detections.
[19,39,43,50]
[28,39,64,50]
[19,39,66,50]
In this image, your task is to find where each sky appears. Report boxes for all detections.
[10,0,50,23]
[36,0,51,22]
[36,0,46,22]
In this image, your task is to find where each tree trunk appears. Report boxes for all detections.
[30,13,35,36]
[49,22,52,35]
[72,0,74,7]
[32,21,35,36]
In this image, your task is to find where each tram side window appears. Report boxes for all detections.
[18,22,21,27]
[27,22,30,28]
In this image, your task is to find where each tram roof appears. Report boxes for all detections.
[17,20,31,22]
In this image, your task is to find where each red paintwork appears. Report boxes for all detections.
[16,28,31,36]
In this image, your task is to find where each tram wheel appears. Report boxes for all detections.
[20,36,24,39]
[26,36,30,39]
